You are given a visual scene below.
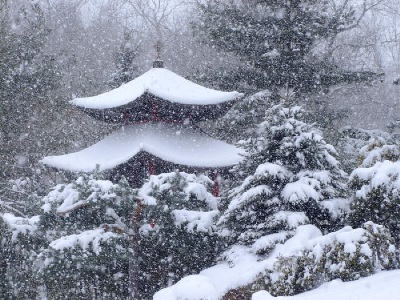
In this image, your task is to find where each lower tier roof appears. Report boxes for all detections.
[41,123,244,172]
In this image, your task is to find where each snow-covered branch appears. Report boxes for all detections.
[0,200,27,218]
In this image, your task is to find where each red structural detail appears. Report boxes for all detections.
[212,171,219,197]
[124,110,127,126]
[151,100,158,121]
[148,159,155,176]
[187,109,192,122]
[150,219,156,228]
[131,119,184,125]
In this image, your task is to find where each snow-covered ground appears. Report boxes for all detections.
[253,270,400,300]
[155,269,400,300]
[154,225,321,300]
[154,224,399,300]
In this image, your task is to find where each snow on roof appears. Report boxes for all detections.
[41,123,244,172]
[71,67,243,109]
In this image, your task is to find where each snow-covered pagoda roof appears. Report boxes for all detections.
[71,67,243,110]
[41,123,244,172]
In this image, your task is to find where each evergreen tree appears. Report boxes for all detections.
[219,98,347,253]
[108,30,140,89]
[138,171,221,298]
[335,127,393,173]
[349,137,400,245]
[0,212,45,299]
[0,1,60,179]
[24,171,220,299]
[266,222,398,296]
[34,174,136,299]
[0,173,51,298]
[212,90,276,143]
[195,0,376,93]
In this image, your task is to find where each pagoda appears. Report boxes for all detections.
[41,59,243,191]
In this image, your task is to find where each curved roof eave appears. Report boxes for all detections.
[70,68,243,109]
[41,123,244,172]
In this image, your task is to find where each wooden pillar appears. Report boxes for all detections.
[148,159,155,176]
[212,170,219,197]
[124,109,127,125]
[151,99,158,121]
[128,200,144,300]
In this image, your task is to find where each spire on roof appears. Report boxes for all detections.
[153,40,164,68]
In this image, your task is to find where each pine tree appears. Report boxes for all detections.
[349,137,400,245]
[0,1,60,179]
[137,171,221,298]
[266,222,398,296]
[219,97,347,253]
[0,172,50,298]
[108,30,139,89]
[212,90,276,143]
[335,127,393,174]
[195,0,376,93]
[31,172,220,299]
[0,211,45,299]
[34,174,136,299]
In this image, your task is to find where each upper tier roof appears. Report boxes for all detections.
[71,67,243,110]
[40,123,244,172]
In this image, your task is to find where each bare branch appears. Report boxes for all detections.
[127,0,188,39]
[322,0,387,60]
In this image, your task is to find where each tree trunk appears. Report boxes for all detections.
[128,201,144,300]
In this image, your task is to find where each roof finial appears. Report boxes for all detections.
[153,40,164,68]
[156,40,163,60]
